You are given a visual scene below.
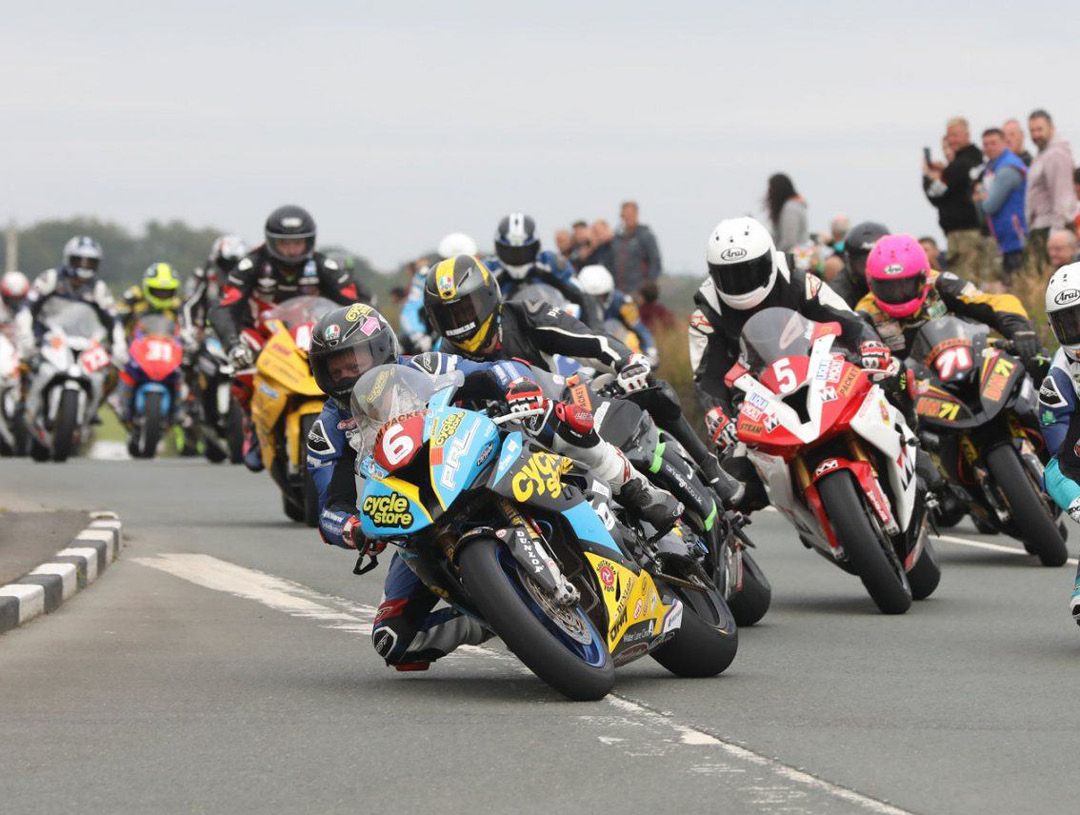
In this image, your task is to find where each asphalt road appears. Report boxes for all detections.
[2,458,1079,815]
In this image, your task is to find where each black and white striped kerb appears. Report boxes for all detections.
[0,511,122,634]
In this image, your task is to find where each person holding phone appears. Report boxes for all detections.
[922,117,986,285]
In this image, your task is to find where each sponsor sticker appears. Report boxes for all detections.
[1038,375,1067,408]
[361,492,414,527]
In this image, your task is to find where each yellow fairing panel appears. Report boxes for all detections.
[584,552,670,651]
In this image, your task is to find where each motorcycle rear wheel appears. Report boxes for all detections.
[226,401,244,465]
[459,538,614,701]
[51,390,80,462]
[651,582,738,677]
[816,470,912,614]
[986,444,1067,567]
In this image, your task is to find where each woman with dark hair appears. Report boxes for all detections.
[766,173,809,251]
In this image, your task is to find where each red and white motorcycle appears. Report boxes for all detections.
[725,307,939,614]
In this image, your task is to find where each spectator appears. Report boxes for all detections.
[568,220,592,268]
[612,200,662,293]
[581,219,615,270]
[918,236,947,270]
[1003,119,1034,166]
[829,214,850,254]
[1025,109,1079,278]
[765,173,809,251]
[922,116,985,283]
[637,280,675,332]
[974,127,1027,285]
[1048,229,1079,271]
[554,229,574,259]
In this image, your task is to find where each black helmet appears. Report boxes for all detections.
[494,212,539,271]
[309,304,399,405]
[423,254,501,356]
[843,221,889,281]
[265,205,316,265]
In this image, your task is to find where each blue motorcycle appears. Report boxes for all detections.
[350,365,738,701]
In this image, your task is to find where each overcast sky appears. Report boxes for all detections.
[4,1,1078,273]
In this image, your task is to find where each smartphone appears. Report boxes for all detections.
[923,147,933,166]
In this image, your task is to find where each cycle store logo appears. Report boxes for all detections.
[434,412,464,446]
[362,492,414,527]
[1054,288,1080,306]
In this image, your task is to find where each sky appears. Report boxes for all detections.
[4,1,1079,274]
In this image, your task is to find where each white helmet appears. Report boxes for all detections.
[437,232,478,260]
[577,264,615,301]
[706,217,779,310]
[1,270,30,305]
[1046,262,1080,360]
[209,234,249,273]
[62,235,103,279]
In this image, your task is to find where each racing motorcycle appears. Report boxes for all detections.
[0,333,28,456]
[122,314,184,459]
[905,316,1067,567]
[527,366,771,626]
[350,364,738,700]
[249,296,338,525]
[727,307,939,614]
[24,300,112,462]
[188,335,243,464]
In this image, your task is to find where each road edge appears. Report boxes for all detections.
[0,511,122,634]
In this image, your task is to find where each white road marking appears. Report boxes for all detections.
[932,533,1079,566]
[136,552,916,814]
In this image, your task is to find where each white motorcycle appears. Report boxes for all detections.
[725,307,940,614]
[0,332,28,456]
[24,300,112,462]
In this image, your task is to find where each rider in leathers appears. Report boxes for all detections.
[304,304,682,669]
[688,217,885,510]
[1036,262,1080,623]
[15,236,127,366]
[423,254,743,506]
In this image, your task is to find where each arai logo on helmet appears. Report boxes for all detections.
[719,247,747,262]
[1054,289,1080,306]
[280,216,303,229]
[883,263,905,276]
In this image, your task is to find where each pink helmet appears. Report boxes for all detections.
[865,234,931,318]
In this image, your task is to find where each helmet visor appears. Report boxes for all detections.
[496,241,538,269]
[870,273,925,305]
[147,285,177,301]
[68,256,99,275]
[846,251,869,280]
[708,252,773,296]
[1050,304,1080,346]
[430,287,498,345]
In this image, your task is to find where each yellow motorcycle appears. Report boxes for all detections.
[250,296,338,525]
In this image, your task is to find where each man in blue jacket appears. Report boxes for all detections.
[975,127,1027,286]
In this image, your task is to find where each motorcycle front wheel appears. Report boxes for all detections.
[459,538,614,701]
[51,389,80,462]
[986,444,1067,567]
[650,581,738,677]
[816,470,912,614]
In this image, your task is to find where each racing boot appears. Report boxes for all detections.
[699,452,746,508]
[616,468,683,536]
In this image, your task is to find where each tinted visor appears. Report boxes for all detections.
[148,286,176,301]
[496,241,539,269]
[870,273,925,305]
[432,294,490,342]
[68,256,99,275]
[1050,304,1080,346]
[846,251,869,280]
[708,252,773,296]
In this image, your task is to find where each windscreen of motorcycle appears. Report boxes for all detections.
[738,307,814,372]
[349,365,464,455]
[39,300,107,342]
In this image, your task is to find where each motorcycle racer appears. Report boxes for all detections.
[1,271,30,329]
[424,254,742,506]
[305,304,682,670]
[118,262,182,332]
[827,221,890,308]
[15,236,127,366]
[1036,262,1080,623]
[689,217,879,508]
[181,234,248,343]
[576,264,659,365]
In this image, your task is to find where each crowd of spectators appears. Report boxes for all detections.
[921,110,1079,290]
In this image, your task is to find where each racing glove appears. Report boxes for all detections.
[505,378,550,428]
[1011,330,1040,364]
[704,405,739,453]
[229,341,255,368]
[342,515,387,556]
[111,342,129,368]
[616,352,652,393]
[860,340,899,380]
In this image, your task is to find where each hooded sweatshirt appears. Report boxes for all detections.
[1025,136,1079,231]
